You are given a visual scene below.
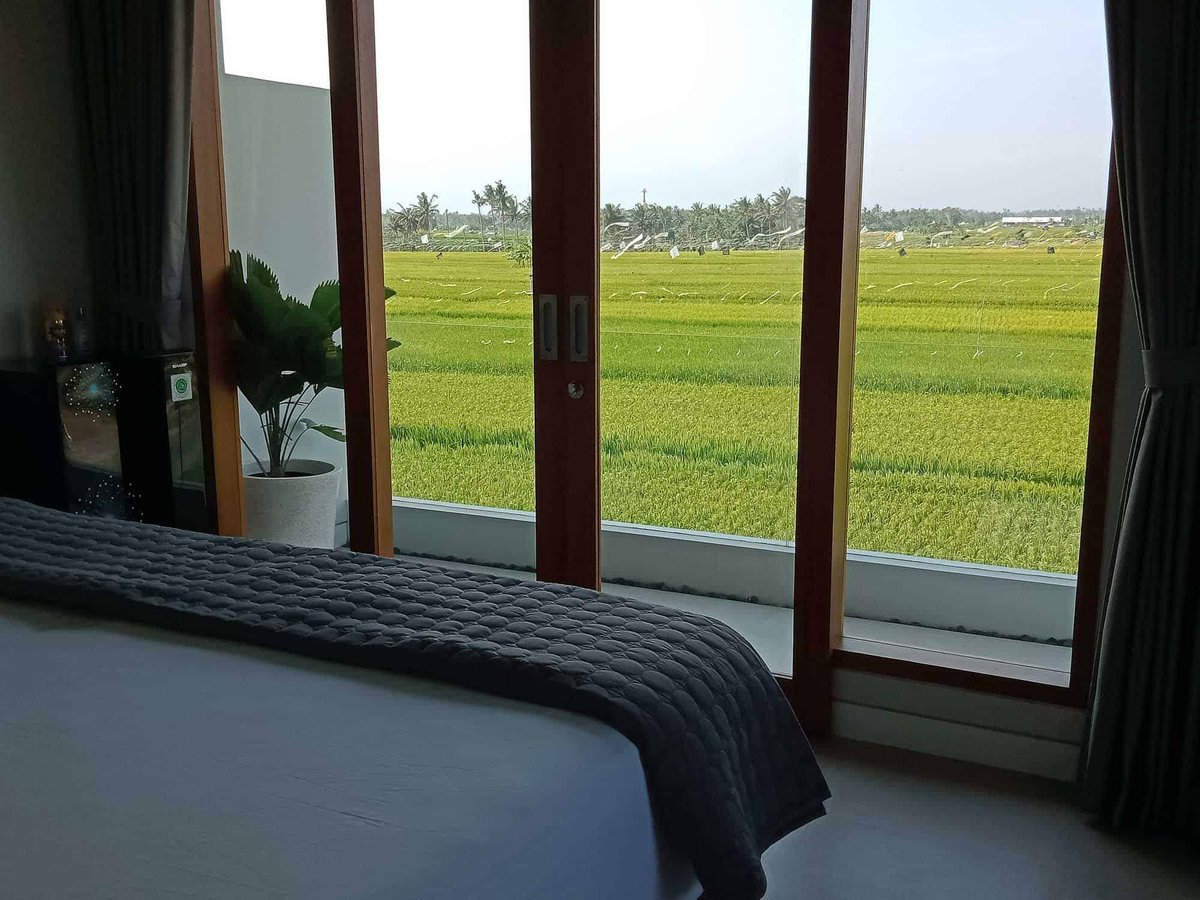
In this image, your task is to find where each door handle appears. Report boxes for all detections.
[537,294,558,360]
[569,295,589,362]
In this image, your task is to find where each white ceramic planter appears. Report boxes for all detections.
[243,459,340,548]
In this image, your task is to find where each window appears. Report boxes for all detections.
[844,0,1112,655]
[597,0,813,673]
[371,1,536,523]
[197,0,1124,716]
[218,0,350,534]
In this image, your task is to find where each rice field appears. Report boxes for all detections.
[383,243,1101,574]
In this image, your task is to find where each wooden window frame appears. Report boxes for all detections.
[791,0,1127,731]
[188,0,243,537]
[325,0,393,556]
[190,0,1124,728]
[188,0,393,555]
[529,0,602,589]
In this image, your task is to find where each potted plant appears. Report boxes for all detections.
[228,251,398,547]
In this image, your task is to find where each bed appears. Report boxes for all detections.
[0,499,828,899]
[0,595,697,899]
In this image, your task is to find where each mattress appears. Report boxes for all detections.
[0,497,829,899]
[0,597,699,900]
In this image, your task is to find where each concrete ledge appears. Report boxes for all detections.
[391,497,1077,642]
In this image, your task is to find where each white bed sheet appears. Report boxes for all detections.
[0,597,699,900]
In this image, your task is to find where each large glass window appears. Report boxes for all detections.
[596,0,812,673]
[220,0,350,537]
[848,1,1111,615]
[372,1,535,516]
[598,0,811,541]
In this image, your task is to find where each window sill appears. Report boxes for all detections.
[395,550,1074,700]
[841,618,1070,683]
[390,497,1079,643]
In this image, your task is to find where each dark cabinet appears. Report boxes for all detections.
[0,353,208,530]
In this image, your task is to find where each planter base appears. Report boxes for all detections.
[243,459,340,548]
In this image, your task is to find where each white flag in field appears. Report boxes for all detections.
[669,246,680,258]
[894,231,904,242]
[711,240,720,250]
[421,233,430,244]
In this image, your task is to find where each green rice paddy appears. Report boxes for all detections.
[384,243,1101,573]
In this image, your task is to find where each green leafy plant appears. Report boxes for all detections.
[505,234,532,268]
[229,251,399,477]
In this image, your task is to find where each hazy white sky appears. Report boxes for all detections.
[220,0,1112,213]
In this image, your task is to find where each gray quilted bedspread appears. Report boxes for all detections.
[0,499,828,899]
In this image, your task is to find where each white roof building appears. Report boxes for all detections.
[1001,216,1064,225]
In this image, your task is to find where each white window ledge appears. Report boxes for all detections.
[391,497,1077,644]
[394,550,1082,780]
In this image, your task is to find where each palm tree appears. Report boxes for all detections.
[485,180,515,244]
[770,186,803,229]
[471,189,488,240]
[686,202,707,242]
[412,192,440,233]
[387,204,419,237]
[386,206,408,238]
[751,193,772,235]
[503,194,519,239]
[601,203,626,229]
[731,196,753,240]
[631,201,654,236]
[516,195,532,228]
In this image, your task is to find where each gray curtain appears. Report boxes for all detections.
[1082,1,1200,838]
[73,0,194,355]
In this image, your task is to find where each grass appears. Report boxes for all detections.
[383,241,1101,574]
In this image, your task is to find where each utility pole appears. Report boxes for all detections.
[642,187,647,206]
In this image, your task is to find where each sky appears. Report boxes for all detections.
[220,0,1112,214]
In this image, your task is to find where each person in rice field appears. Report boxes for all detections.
[1047,246,1056,254]
[898,247,907,257]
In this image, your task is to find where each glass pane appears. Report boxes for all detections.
[848,1,1111,644]
[219,0,349,546]
[599,1,812,675]
[373,1,536,522]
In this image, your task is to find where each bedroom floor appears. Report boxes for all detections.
[762,739,1200,900]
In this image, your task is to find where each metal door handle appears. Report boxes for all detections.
[569,295,589,362]
[537,294,558,360]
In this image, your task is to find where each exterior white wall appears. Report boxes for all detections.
[219,74,349,528]
[0,0,92,360]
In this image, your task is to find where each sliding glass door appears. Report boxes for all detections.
[218,0,351,542]
[218,0,1123,720]
[372,1,537,546]
[597,0,813,673]
[844,0,1113,654]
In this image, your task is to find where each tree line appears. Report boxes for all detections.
[385,183,1105,249]
[386,182,531,245]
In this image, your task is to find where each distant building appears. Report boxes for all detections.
[1001,216,1064,225]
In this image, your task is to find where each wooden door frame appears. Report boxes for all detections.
[791,0,871,735]
[326,0,394,555]
[188,0,243,537]
[529,0,601,589]
[188,0,394,553]
[792,0,1127,722]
